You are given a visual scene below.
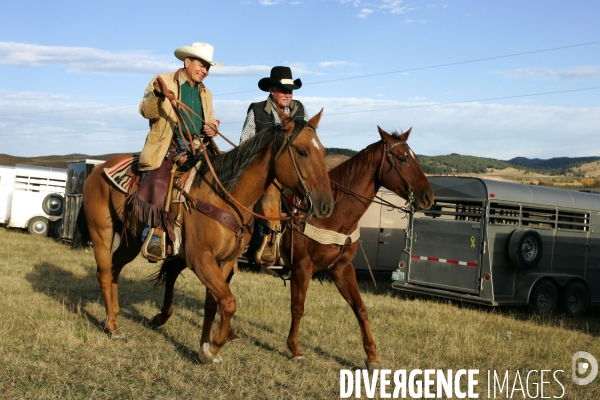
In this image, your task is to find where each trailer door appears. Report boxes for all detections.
[376,193,409,270]
[407,201,483,294]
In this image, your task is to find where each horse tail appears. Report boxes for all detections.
[150,257,186,287]
[72,204,91,249]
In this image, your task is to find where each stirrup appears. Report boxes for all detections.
[141,227,166,263]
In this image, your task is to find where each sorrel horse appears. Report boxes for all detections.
[281,126,433,371]
[151,126,434,370]
[79,111,334,364]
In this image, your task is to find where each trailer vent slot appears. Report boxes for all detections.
[557,210,589,231]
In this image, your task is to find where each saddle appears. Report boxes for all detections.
[104,146,205,262]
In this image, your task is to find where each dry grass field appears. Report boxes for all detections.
[2,227,600,399]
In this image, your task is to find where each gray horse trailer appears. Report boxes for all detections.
[391,176,600,317]
[61,159,104,245]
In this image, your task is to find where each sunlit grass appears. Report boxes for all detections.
[1,227,599,398]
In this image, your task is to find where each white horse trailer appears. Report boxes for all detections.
[7,164,67,236]
[0,166,17,224]
[391,177,600,317]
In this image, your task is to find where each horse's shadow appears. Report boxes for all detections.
[25,261,205,363]
[25,262,361,368]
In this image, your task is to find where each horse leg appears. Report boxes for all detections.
[200,287,218,345]
[327,262,382,372]
[87,219,123,338]
[109,231,141,321]
[151,257,186,327]
[200,269,241,344]
[189,255,237,364]
[286,257,313,361]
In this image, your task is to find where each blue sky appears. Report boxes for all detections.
[0,0,599,159]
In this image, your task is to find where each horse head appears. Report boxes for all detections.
[273,108,334,218]
[377,126,434,211]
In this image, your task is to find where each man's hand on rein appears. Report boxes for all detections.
[203,123,218,138]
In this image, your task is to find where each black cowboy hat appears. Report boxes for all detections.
[258,66,302,92]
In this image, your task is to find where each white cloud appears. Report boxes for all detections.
[503,66,600,81]
[259,0,282,5]
[318,61,349,68]
[0,41,179,75]
[380,0,406,14]
[3,92,599,160]
[0,41,278,77]
[357,8,373,18]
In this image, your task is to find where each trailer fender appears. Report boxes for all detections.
[515,273,583,304]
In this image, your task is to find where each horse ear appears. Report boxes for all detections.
[308,108,324,129]
[377,126,391,142]
[399,127,412,142]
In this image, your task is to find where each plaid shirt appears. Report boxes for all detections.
[240,102,310,144]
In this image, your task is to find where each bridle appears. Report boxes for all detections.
[329,140,417,213]
[379,140,417,210]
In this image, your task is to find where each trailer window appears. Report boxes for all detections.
[557,210,589,231]
[421,200,483,221]
[521,206,556,228]
[489,203,556,228]
[489,202,520,225]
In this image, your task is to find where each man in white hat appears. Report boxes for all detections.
[139,42,222,171]
[137,42,222,259]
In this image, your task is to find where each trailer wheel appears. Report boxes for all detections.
[561,281,590,317]
[530,279,558,314]
[28,216,49,236]
[508,229,543,269]
[42,194,64,216]
[50,219,64,239]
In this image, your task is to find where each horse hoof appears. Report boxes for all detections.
[291,356,306,363]
[109,330,127,341]
[211,354,223,366]
[151,314,166,328]
[366,361,382,372]
[198,342,217,364]
[103,318,126,341]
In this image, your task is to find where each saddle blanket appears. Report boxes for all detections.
[104,157,138,193]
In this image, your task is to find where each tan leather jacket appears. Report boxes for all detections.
[138,69,217,171]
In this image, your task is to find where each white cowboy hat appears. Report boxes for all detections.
[174,43,223,69]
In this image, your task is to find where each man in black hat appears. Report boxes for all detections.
[240,66,309,142]
[240,66,310,273]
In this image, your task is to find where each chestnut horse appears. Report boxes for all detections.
[151,126,433,370]
[282,126,433,371]
[79,111,333,364]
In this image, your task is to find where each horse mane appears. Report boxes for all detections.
[192,120,309,192]
[328,131,405,195]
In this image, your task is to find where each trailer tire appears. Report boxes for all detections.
[50,219,64,239]
[42,194,64,216]
[530,279,558,314]
[561,281,590,318]
[508,229,543,269]
[28,216,49,236]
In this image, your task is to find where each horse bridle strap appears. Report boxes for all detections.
[382,141,416,209]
